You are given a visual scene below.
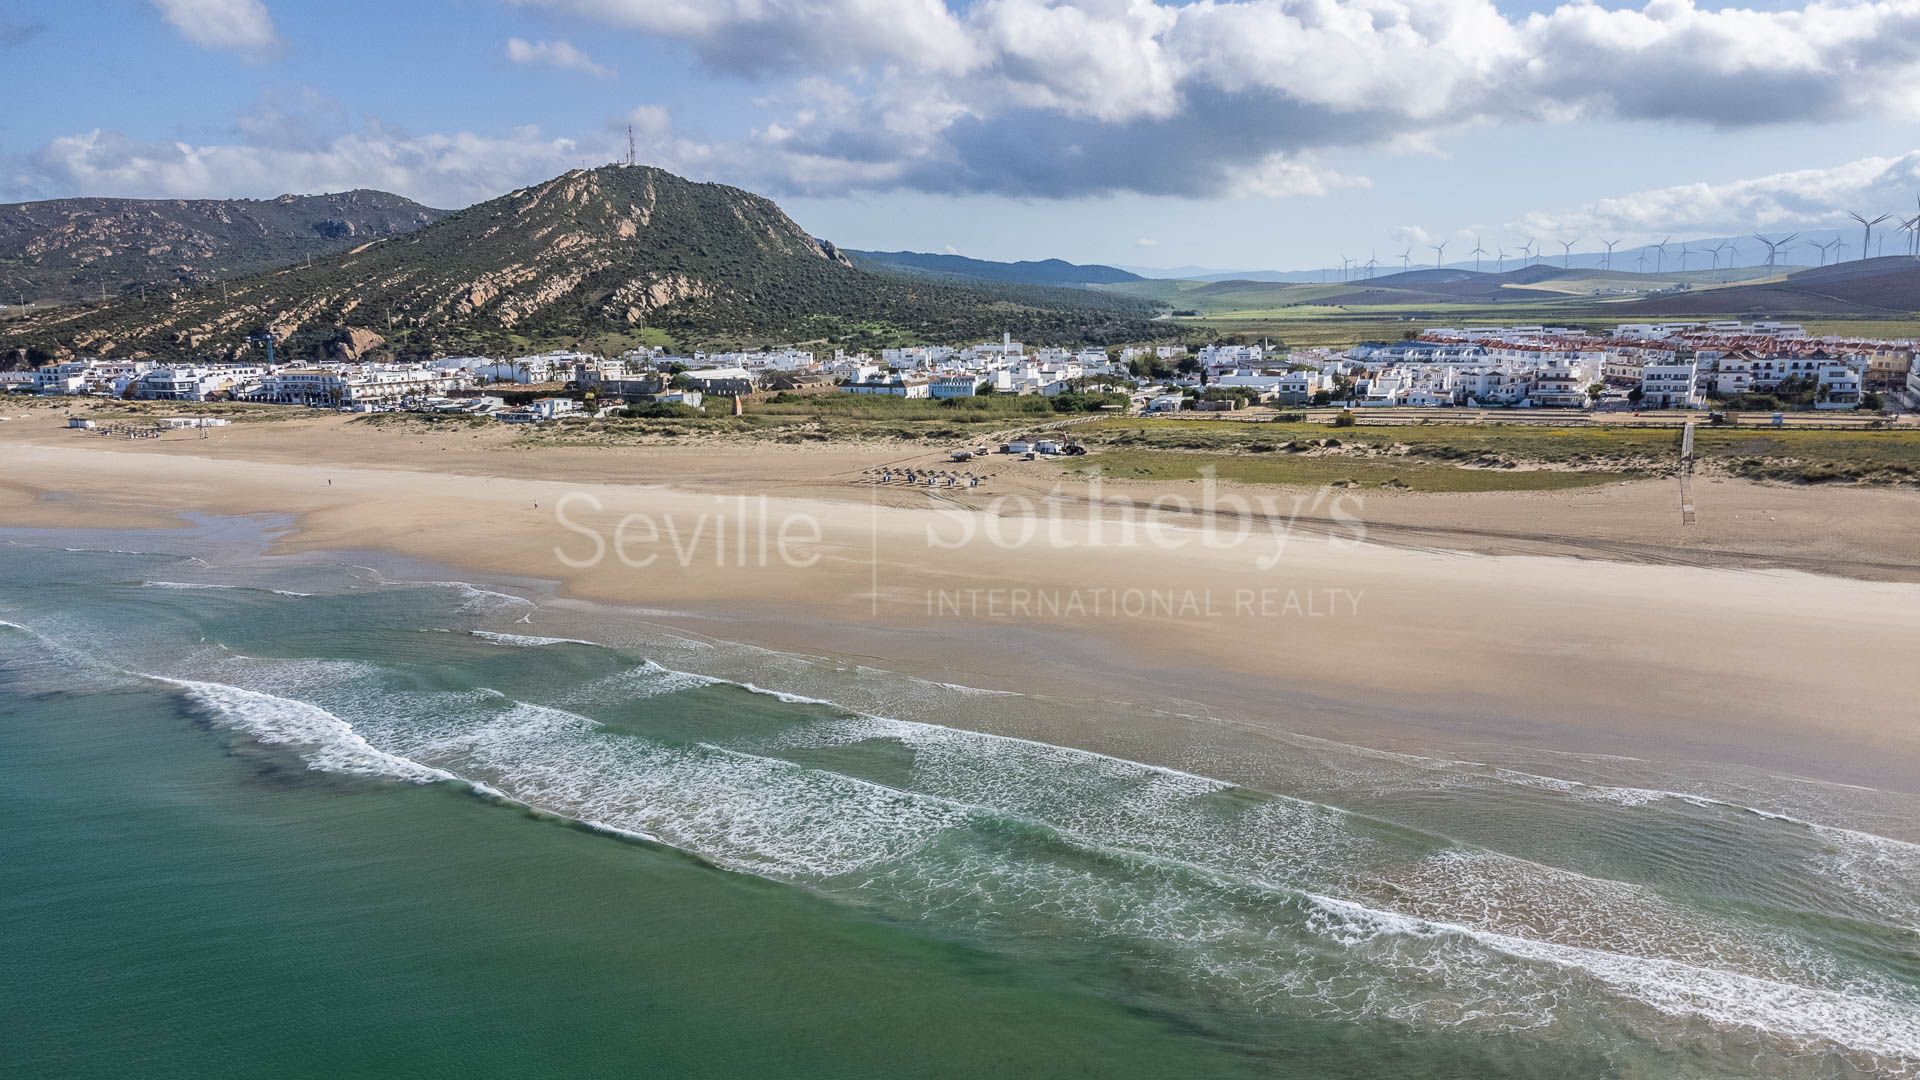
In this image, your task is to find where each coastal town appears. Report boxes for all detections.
[6,320,1915,421]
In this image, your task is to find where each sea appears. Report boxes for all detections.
[3,516,1917,1078]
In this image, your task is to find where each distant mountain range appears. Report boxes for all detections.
[0,191,449,304]
[1096,258,1920,319]
[1125,228,1896,284]
[847,250,1142,286]
[1,166,1168,363]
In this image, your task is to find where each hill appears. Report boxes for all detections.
[1097,263,1799,315]
[0,191,448,304]
[3,166,1169,363]
[846,249,1141,286]
[1627,257,1920,316]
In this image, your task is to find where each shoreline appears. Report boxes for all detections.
[4,411,1918,793]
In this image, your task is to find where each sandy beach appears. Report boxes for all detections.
[3,408,1917,791]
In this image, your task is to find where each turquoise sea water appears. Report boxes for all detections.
[3,522,1917,1077]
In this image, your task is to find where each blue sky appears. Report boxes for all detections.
[6,0,1920,271]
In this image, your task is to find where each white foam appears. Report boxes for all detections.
[150,675,459,786]
[1303,893,1920,1061]
[561,660,724,703]
[469,630,598,648]
[140,580,313,598]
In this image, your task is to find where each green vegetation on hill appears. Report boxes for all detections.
[847,250,1141,286]
[1,166,1173,364]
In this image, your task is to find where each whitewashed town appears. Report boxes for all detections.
[4,321,1914,420]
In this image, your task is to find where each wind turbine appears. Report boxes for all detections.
[1339,254,1352,283]
[1902,216,1920,259]
[1495,245,1507,272]
[1430,241,1448,269]
[1812,239,1836,267]
[1652,236,1671,275]
[1366,251,1378,278]
[1847,211,1890,261]
[1559,237,1578,269]
[1634,252,1648,273]
[1677,242,1692,272]
[1751,232,1798,274]
[1602,239,1619,270]
[1722,240,1739,268]
[1400,247,1414,270]
[1471,236,1487,272]
[1519,238,1535,264]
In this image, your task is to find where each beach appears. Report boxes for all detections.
[2,409,1916,789]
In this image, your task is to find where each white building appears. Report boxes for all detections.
[248,365,463,406]
[1639,357,1702,409]
[930,375,982,399]
[1526,360,1595,408]
[841,372,930,398]
[132,365,264,401]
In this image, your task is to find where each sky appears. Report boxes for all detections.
[6,0,1920,272]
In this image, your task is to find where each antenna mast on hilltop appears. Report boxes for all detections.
[626,125,637,166]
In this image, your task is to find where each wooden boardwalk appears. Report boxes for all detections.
[1678,420,1696,526]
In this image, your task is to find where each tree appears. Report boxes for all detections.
[1586,383,1605,401]
[1627,386,1644,405]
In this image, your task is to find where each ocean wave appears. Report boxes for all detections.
[469,630,599,648]
[149,675,462,787]
[1303,894,1920,1062]
[139,579,314,598]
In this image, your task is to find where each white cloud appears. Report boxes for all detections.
[1134,237,1158,247]
[1520,150,1920,241]
[150,0,279,59]
[1235,155,1370,199]
[623,105,671,137]
[12,117,712,209]
[505,37,615,79]
[509,0,982,73]
[502,0,1920,200]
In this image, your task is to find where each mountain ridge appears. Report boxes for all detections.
[2,166,1170,363]
[0,190,449,304]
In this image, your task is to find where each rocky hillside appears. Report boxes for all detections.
[3,166,1168,363]
[0,190,446,303]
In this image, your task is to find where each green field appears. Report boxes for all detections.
[1071,446,1622,493]
[1066,417,1920,490]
